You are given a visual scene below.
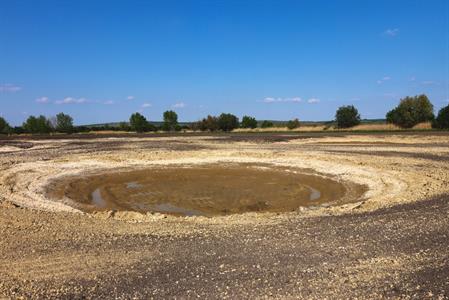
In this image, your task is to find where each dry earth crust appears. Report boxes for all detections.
[0,133,448,299]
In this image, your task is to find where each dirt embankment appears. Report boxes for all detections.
[0,133,449,299]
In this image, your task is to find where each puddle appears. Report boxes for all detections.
[46,164,364,216]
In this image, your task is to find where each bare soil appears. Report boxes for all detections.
[0,132,449,299]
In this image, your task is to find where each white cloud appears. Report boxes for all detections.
[0,83,22,93]
[384,28,399,37]
[127,96,135,100]
[103,100,114,105]
[409,76,416,82]
[36,96,49,104]
[263,97,302,103]
[307,98,320,104]
[377,76,391,84]
[172,102,186,108]
[55,97,87,104]
[141,103,152,108]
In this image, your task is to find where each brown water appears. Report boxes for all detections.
[46,164,363,216]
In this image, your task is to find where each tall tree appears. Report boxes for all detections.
[432,104,449,129]
[23,115,52,134]
[386,94,434,128]
[55,113,74,133]
[241,116,258,129]
[162,110,179,131]
[0,117,11,134]
[129,112,149,133]
[218,113,239,131]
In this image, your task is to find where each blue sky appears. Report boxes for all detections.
[1,0,448,125]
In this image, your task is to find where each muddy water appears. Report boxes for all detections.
[46,164,365,216]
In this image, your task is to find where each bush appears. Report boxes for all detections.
[23,115,52,134]
[196,115,219,131]
[287,118,300,130]
[129,112,150,133]
[261,120,274,128]
[335,105,361,128]
[218,113,239,131]
[55,113,74,133]
[386,94,434,128]
[0,117,11,134]
[432,104,449,129]
[241,115,258,129]
[162,110,179,131]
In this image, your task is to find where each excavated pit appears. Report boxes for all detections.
[46,163,366,216]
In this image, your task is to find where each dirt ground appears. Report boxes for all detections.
[0,132,448,299]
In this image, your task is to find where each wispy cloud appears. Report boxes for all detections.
[421,80,438,86]
[307,98,320,104]
[409,76,416,82]
[377,76,391,84]
[127,96,135,100]
[103,100,114,105]
[36,96,49,104]
[383,28,399,37]
[55,97,87,105]
[0,83,22,93]
[141,103,152,108]
[172,102,186,108]
[263,97,302,103]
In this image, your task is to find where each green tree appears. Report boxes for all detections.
[287,118,300,130]
[432,104,449,129]
[386,94,434,128]
[241,115,258,129]
[335,105,361,128]
[23,115,52,134]
[55,113,74,133]
[162,110,179,131]
[0,117,11,134]
[218,113,239,131]
[261,120,274,128]
[129,112,149,133]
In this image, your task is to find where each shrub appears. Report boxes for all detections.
[0,117,11,134]
[129,112,149,133]
[287,118,300,130]
[432,104,449,129]
[55,113,74,133]
[23,115,52,134]
[241,115,258,129]
[162,110,179,131]
[261,120,274,128]
[335,105,361,128]
[217,113,239,131]
[386,94,434,128]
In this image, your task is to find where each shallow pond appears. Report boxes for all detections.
[46,164,360,216]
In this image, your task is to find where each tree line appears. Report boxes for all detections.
[0,94,448,134]
[330,94,447,129]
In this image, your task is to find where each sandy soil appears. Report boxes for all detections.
[0,133,448,299]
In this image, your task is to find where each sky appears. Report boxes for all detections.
[1,0,449,126]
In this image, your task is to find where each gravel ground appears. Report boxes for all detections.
[0,132,448,299]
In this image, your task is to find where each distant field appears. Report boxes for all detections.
[234,122,433,133]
